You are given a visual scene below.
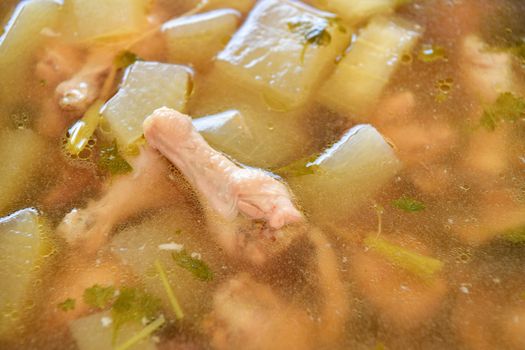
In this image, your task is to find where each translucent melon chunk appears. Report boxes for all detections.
[70,311,157,350]
[193,110,259,163]
[63,0,148,41]
[291,125,402,222]
[0,208,47,338]
[102,62,192,148]
[0,0,61,103]
[310,0,408,25]
[162,9,241,68]
[318,16,420,119]
[216,0,350,109]
[0,129,47,215]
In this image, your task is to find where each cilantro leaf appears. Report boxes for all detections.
[57,298,76,312]
[114,51,141,70]
[288,18,332,47]
[83,284,116,309]
[392,196,426,212]
[112,287,161,341]
[480,92,525,131]
[274,154,320,178]
[98,140,133,176]
[172,251,213,282]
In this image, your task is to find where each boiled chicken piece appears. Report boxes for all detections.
[460,35,517,103]
[36,41,83,88]
[55,48,113,114]
[203,229,348,350]
[143,107,304,263]
[57,146,180,254]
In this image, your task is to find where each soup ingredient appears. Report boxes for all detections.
[144,107,303,229]
[216,0,349,109]
[112,208,216,322]
[480,92,525,131]
[0,208,50,338]
[66,100,104,156]
[350,236,448,330]
[310,0,412,25]
[0,129,47,214]
[0,0,61,104]
[58,146,176,253]
[63,0,148,42]
[460,35,518,103]
[102,61,192,148]
[193,110,258,162]
[84,284,116,310]
[154,260,184,319]
[319,16,420,118]
[163,9,241,69]
[392,196,426,212]
[172,250,213,282]
[58,298,76,312]
[291,125,401,223]
[97,141,133,176]
[35,41,83,88]
[363,236,443,280]
[56,49,114,114]
[204,229,348,350]
[69,311,157,350]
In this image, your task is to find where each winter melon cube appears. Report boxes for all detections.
[102,61,192,148]
[0,0,61,102]
[216,0,350,109]
[318,16,420,119]
[291,125,402,222]
[0,129,47,215]
[310,0,408,24]
[163,9,241,69]
[63,0,148,41]
[0,208,48,338]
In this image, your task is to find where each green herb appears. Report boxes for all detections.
[500,225,525,243]
[274,154,319,178]
[172,251,213,282]
[67,100,103,155]
[57,298,76,312]
[83,284,116,309]
[98,140,133,176]
[114,51,141,70]
[288,18,332,47]
[392,196,426,212]
[154,259,184,319]
[417,44,447,63]
[480,92,525,131]
[364,236,444,280]
[375,342,387,350]
[112,287,162,342]
[115,315,165,350]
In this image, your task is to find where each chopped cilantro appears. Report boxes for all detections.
[364,236,444,280]
[500,225,525,243]
[392,196,426,212]
[288,18,332,47]
[83,284,116,310]
[172,251,213,282]
[480,92,525,131]
[98,140,133,176]
[114,51,141,70]
[417,44,447,63]
[57,298,76,312]
[112,287,161,341]
[274,154,319,178]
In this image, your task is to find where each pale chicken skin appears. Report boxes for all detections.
[143,107,304,263]
[57,145,180,254]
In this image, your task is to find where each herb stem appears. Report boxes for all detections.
[154,259,184,320]
[115,315,165,350]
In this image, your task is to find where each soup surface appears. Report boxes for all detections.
[0,0,524,349]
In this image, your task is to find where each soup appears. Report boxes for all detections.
[0,0,524,349]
